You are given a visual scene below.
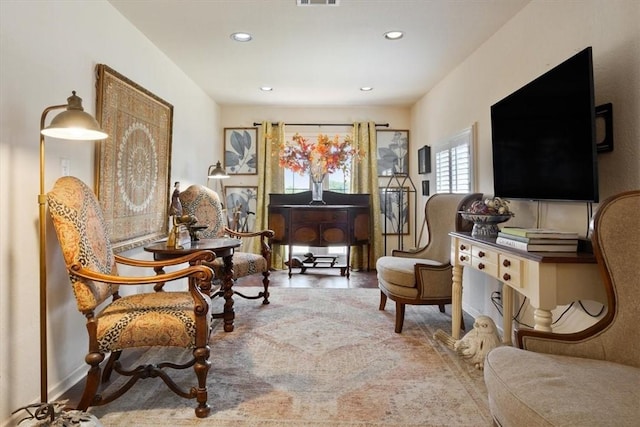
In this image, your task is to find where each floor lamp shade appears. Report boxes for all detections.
[39,91,107,403]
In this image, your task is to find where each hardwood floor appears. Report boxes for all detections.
[57,268,378,405]
[236,267,379,289]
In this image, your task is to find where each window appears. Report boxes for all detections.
[435,125,475,194]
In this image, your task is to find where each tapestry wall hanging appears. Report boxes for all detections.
[95,64,174,252]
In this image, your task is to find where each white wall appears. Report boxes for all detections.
[411,0,640,333]
[0,1,220,423]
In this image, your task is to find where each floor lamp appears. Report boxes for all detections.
[206,160,229,201]
[39,91,108,403]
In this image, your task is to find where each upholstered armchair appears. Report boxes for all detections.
[47,176,216,418]
[179,184,274,304]
[377,192,482,333]
[484,190,640,426]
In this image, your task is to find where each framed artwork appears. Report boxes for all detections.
[422,180,430,196]
[95,64,173,253]
[418,145,431,174]
[224,186,258,232]
[377,129,409,176]
[224,127,258,175]
[379,187,410,235]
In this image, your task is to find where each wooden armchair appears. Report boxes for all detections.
[47,176,216,418]
[179,184,274,304]
[484,190,640,426]
[377,193,482,332]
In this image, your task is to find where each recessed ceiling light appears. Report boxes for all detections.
[384,31,404,40]
[231,32,252,42]
[260,86,273,92]
[360,87,373,92]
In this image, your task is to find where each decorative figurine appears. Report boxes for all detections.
[453,315,502,370]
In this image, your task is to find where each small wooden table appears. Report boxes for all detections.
[144,238,241,332]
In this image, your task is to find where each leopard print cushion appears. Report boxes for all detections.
[208,251,268,279]
[96,291,206,352]
[47,176,119,312]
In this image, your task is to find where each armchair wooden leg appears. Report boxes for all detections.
[438,304,446,313]
[102,350,122,383]
[379,290,387,310]
[193,345,211,418]
[77,351,105,410]
[394,301,406,334]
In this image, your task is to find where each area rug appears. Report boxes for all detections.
[89,288,491,426]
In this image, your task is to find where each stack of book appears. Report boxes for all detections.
[496,227,579,252]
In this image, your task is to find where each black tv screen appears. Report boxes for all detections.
[491,47,599,202]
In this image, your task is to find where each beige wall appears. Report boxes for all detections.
[411,0,640,329]
[0,1,220,423]
[220,105,413,251]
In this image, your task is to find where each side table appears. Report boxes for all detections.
[144,238,241,332]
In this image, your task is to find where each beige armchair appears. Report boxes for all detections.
[484,190,640,426]
[179,184,274,304]
[377,192,482,333]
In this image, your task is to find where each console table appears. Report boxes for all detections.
[268,191,370,278]
[449,232,606,345]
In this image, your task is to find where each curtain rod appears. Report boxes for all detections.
[252,122,390,127]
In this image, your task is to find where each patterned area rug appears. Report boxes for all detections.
[90,288,491,426]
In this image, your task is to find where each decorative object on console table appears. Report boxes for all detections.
[277,132,363,205]
[460,197,514,238]
[497,227,579,252]
[495,236,578,252]
[377,129,409,176]
[95,64,173,253]
[496,232,579,245]
[500,227,579,239]
[224,127,258,175]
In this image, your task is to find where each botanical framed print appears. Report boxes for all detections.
[224,127,258,175]
[224,186,258,232]
[379,186,410,235]
[95,64,173,252]
[377,129,409,176]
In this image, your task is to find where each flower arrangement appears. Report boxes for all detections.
[278,133,363,182]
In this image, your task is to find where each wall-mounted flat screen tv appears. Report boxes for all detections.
[491,47,598,202]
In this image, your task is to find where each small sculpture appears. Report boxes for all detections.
[169,181,182,216]
[453,315,502,370]
[167,182,196,248]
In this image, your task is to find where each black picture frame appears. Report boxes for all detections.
[422,180,430,196]
[418,145,431,174]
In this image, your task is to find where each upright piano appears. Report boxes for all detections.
[268,191,370,278]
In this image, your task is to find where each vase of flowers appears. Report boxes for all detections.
[278,133,363,204]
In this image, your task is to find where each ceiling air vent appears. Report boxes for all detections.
[297,0,339,6]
